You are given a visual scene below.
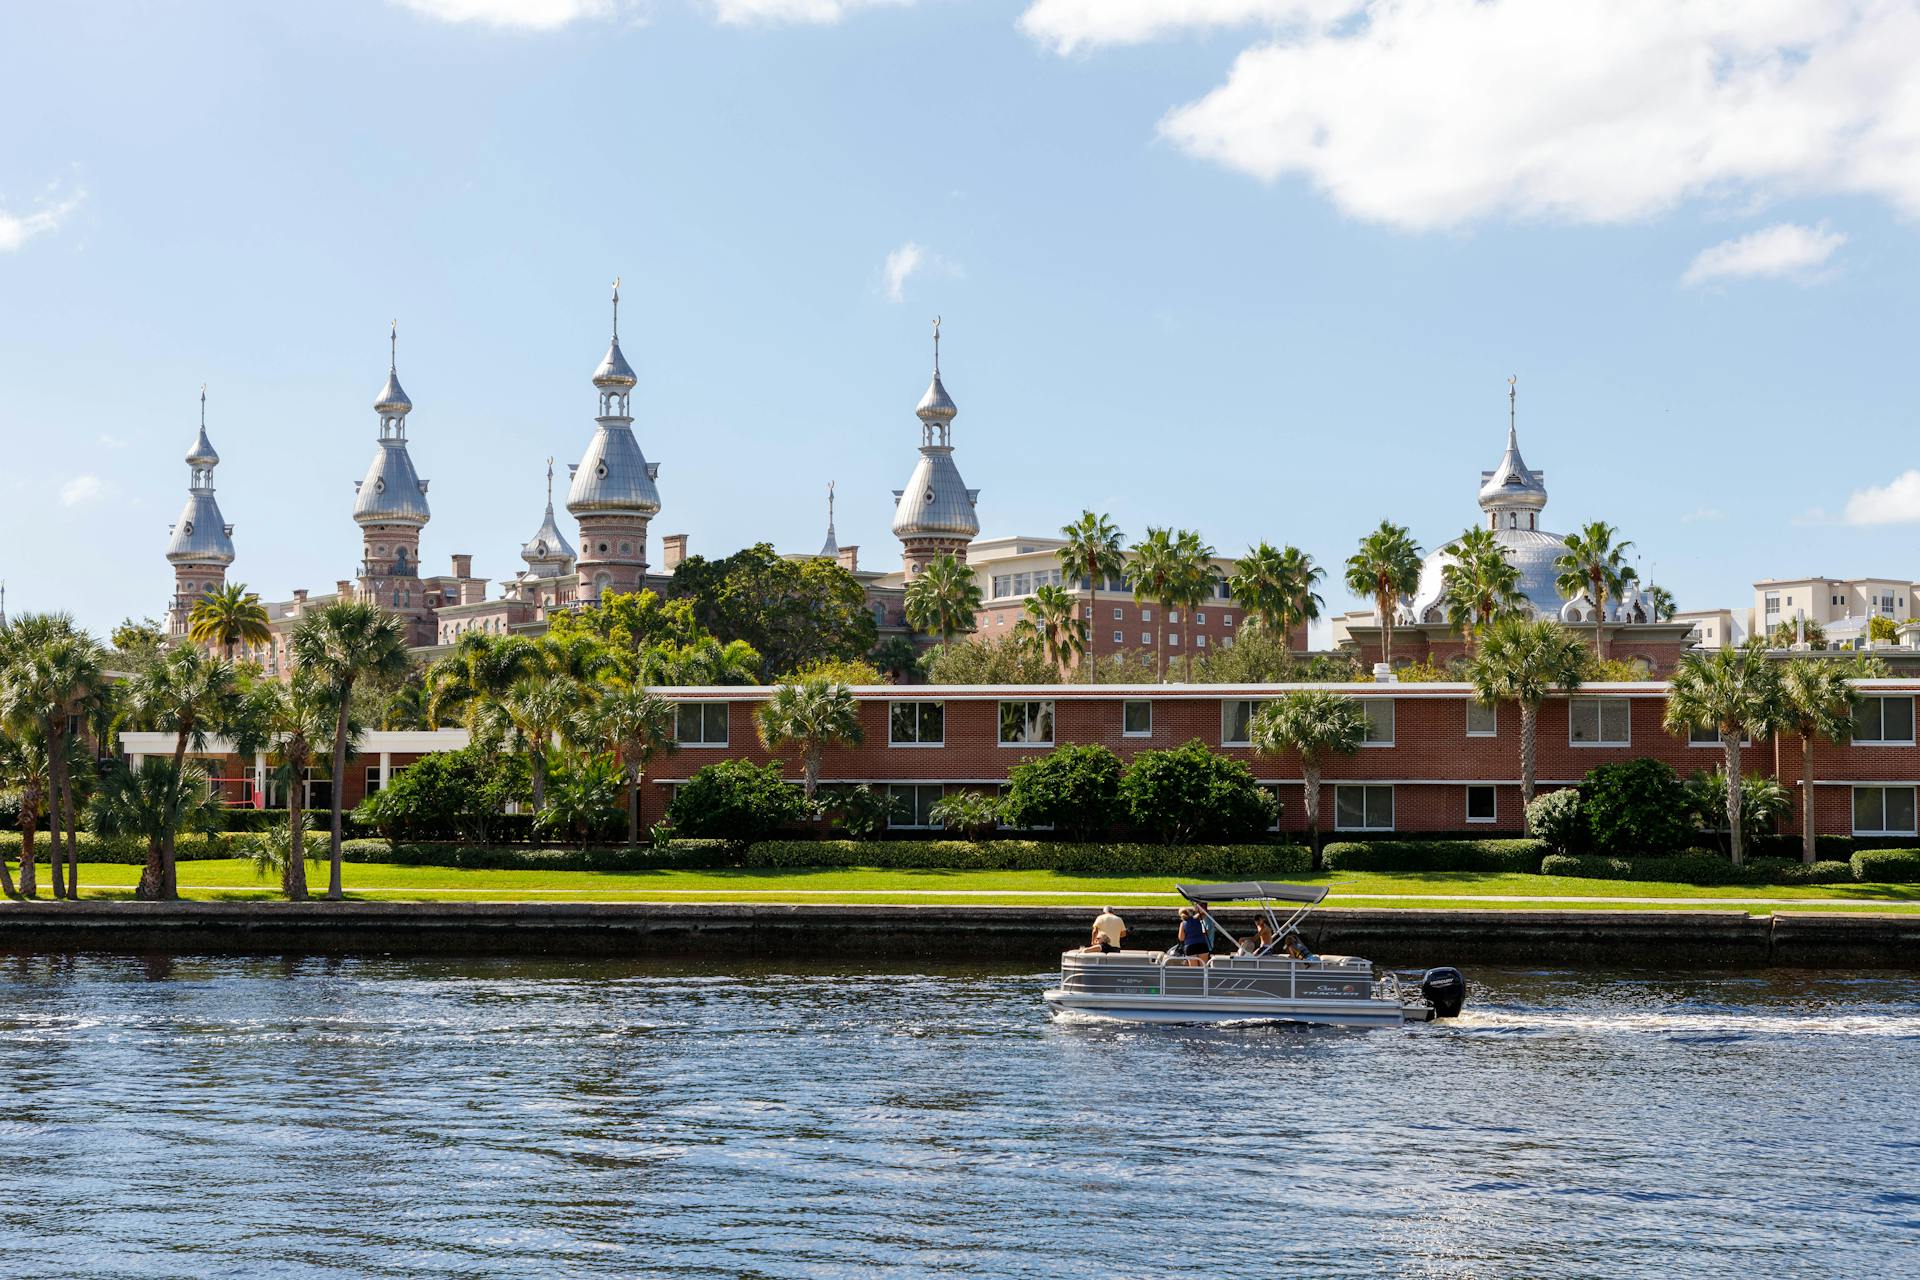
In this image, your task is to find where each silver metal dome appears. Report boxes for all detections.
[1478,423,1547,515]
[375,323,413,416]
[915,370,957,423]
[1411,527,1569,623]
[354,440,431,525]
[566,422,660,516]
[592,337,637,390]
[521,462,578,568]
[891,447,980,540]
[166,491,235,566]
[186,424,219,468]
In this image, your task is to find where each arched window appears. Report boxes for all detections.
[1508,513,1517,530]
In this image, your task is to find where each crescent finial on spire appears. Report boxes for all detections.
[390,319,398,371]
[200,384,207,425]
[612,277,621,340]
[931,314,942,373]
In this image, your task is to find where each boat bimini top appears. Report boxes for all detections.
[1174,882,1329,957]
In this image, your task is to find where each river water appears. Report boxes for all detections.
[0,955,1914,1279]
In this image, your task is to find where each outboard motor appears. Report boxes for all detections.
[1420,967,1467,1019]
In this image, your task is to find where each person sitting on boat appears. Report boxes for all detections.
[1239,918,1278,956]
[1173,908,1211,965]
[1277,927,1315,961]
[1080,908,1127,954]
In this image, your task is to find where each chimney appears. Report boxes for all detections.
[292,588,308,605]
[462,579,488,605]
[662,533,689,570]
[837,545,860,575]
[335,580,353,598]
[451,553,473,579]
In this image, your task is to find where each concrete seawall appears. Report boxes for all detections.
[0,903,1916,968]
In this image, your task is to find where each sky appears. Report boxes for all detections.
[3,0,1919,643]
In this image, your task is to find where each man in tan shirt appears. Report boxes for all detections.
[1087,908,1127,953]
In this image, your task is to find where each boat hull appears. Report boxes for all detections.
[1043,988,1410,1028]
[1046,950,1427,1028]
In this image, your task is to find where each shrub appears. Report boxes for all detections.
[1852,849,1920,883]
[927,790,1003,839]
[1581,759,1692,856]
[1540,853,1631,879]
[1321,839,1545,874]
[534,753,626,847]
[1686,770,1791,855]
[1000,744,1122,840]
[667,759,811,847]
[818,784,900,839]
[352,747,531,842]
[339,840,733,871]
[742,840,1309,877]
[1540,851,1769,885]
[1118,740,1276,846]
[1526,789,1588,855]
[1758,858,1854,885]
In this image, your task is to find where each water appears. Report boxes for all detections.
[0,955,1916,1279]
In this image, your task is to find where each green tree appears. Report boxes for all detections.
[902,553,983,645]
[1017,584,1086,678]
[1440,526,1526,653]
[352,747,528,843]
[1581,758,1692,856]
[1249,690,1367,869]
[921,632,1056,684]
[1687,770,1792,857]
[1000,743,1123,840]
[867,634,923,683]
[0,728,50,899]
[667,758,809,847]
[1467,616,1588,826]
[669,544,878,680]
[1777,657,1878,863]
[546,589,704,654]
[1554,521,1638,660]
[1229,542,1322,645]
[1643,584,1677,622]
[0,614,108,900]
[1344,521,1423,670]
[579,687,677,847]
[187,583,273,662]
[1661,642,1783,866]
[291,601,410,899]
[1867,614,1899,645]
[535,752,624,848]
[1127,527,1181,679]
[229,672,341,900]
[1766,617,1828,650]
[1057,511,1126,682]
[126,643,238,899]
[109,618,168,669]
[1118,740,1276,845]
[755,679,863,800]
[1170,529,1220,681]
[89,758,224,888]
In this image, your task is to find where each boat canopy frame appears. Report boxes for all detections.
[1174,882,1327,957]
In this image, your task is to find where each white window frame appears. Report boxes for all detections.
[1123,700,1153,738]
[674,702,730,747]
[1465,784,1497,824]
[1851,695,1916,747]
[888,700,945,747]
[1465,701,1497,737]
[1112,630,1123,644]
[998,700,1056,747]
[1687,722,1751,748]
[1334,784,1395,832]
[1852,785,1918,836]
[1220,699,1267,747]
[1360,699,1395,746]
[1569,696,1631,747]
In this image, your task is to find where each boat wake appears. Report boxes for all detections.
[1453,1008,1920,1039]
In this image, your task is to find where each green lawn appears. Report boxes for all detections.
[8,859,1915,913]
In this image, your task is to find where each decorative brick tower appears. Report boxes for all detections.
[891,317,980,577]
[567,280,660,601]
[165,388,236,637]
[352,324,433,643]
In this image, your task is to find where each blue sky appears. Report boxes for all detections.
[3,0,1918,640]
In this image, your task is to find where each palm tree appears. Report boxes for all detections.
[2,616,110,900]
[644,636,762,687]
[1777,658,1872,865]
[127,645,240,899]
[1440,526,1526,653]
[580,687,677,847]
[230,673,339,900]
[1344,521,1423,672]
[1554,521,1638,660]
[187,583,273,662]
[290,601,410,899]
[868,634,922,683]
[1128,527,1179,679]
[426,632,536,728]
[0,728,49,900]
[1467,616,1589,826]
[755,679,863,800]
[1643,584,1676,622]
[1057,511,1126,682]
[1170,529,1220,681]
[1276,546,1326,643]
[1249,690,1368,870]
[484,674,591,812]
[1230,543,1324,645]
[88,758,223,893]
[903,554,983,645]
[1662,642,1783,867]
[1018,584,1085,678]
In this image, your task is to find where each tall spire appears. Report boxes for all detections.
[1508,374,1518,446]
[612,276,621,342]
[591,276,638,412]
[914,314,958,446]
[374,320,413,431]
[1478,372,1547,520]
[820,480,839,558]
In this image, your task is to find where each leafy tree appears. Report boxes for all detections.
[819,784,901,838]
[667,758,809,847]
[1580,758,1692,856]
[1661,642,1783,866]
[1467,616,1588,827]
[1229,542,1322,645]
[1249,690,1366,869]
[425,632,535,728]
[1777,657,1877,863]
[291,601,410,898]
[1118,740,1276,845]
[1058,511,1126,681]
[109,618,168,669]
[89,758,223,895]
[1017,584,1085,678]
[922,632,1056,684]
[669,544,878,680]
[1766,617,1828,649]
[785,657,885,686]
[1525,788,1587,855]
[928,790,1003,839]
[546,589,703,654]
[1554,521,1638,660]
[1344,521,1422,670]
[353,746,529,842]
[1441,526,1526,653]
[868,634,922,683]
[230,672,342,900]
[755,679,862,800]
[1000,743,1122,840]
[456,633,618,811]
[640,636,763,687]
[1191,627,1360,684]
[577,687,677,847]
[535,752,624,848]
[187,583,272,661]
[1867,614,1899,645]
[902,553,982,645]
[125,643,238,899]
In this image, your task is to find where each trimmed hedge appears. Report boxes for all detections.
[1321,839,1546,874]
[743,840,1311,878]
[1542,852,1867,886]
[0,831,267,864]
[1851,849,1920,883]
[340,841,734,872]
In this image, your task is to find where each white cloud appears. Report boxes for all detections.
[1843,470,1920,525]
[883,242,926,302]
[1679,505,1725,523]
[707,0,908,23]
[0,192,83,253]
[60,475,105,507]
[1681,222,1847,286]
[1022,0,1920,231]
[392,0,617,28]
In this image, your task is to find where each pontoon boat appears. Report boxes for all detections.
[1043,881,1466,1027]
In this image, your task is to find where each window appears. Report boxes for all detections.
[1221,699,1266,746]
[1687,722,1750,747]
[1141,609,1153,623]
[1123,700,1152,737]
[364,767,384,796]
[1195,612,1206,625]
[1113,607,1123,620]
[1465,701,1497,737]
[1851,695,1916,745]
[1764,593,1780,616]
[1224,614,1234,627]
[1196,635,1207,648]
[888,783,946,830]
[1112,630,1123,644]
[1853,786,1918,836]
[999,701,1055,746]
[889,701,945,746]
[1466,785,1497,824]
[989,569,1062,599]
[1169,610,1180,624]
[1169,633,1180,647]
[674,702,730,746]
[1569,697,1631,746]
[1221,635,1234,648]
[1360,699,1394,745]
[1334,785,1394,831]
[1141,631,1152,645]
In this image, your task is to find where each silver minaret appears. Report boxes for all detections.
[890,316,980,577]
[566,279,661,601]
[165,387,237,635]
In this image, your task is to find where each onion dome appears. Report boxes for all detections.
[915,369,957,424]
[1477,379,1547,517]
[593,279,638,390]
[566,425,660,515]
[890,448,980,540]
[353,441,431,525]
[521,461,578,570]
[375,323,412,417]
[167,391,235,565]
